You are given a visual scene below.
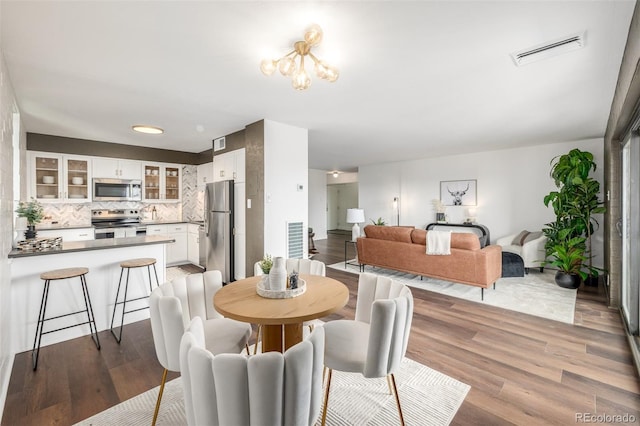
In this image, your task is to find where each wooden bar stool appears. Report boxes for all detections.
[110,258,159,343]
[32,267,100,370]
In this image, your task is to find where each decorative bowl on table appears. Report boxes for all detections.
[256,278,306,299]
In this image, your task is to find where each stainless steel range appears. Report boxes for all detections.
[91,209,145,239]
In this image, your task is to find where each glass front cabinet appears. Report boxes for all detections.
[142,163,181,202]
[29,152,91,203]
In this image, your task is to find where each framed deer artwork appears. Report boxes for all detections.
[440,179,477,206]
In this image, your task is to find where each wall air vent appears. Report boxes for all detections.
[510,32,585,67]
[213,136,226,151]
[286,221,304,259]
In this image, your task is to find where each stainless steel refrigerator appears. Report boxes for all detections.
[205,180,234,283]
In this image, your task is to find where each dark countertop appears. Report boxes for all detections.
[8,235,175,258]
[36,224,94,230]
[35,220,204,229]
[141,220,203,226]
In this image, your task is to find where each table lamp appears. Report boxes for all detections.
[465,208,477,224]
[346,208,365,241]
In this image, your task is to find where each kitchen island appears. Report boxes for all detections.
[9,235,174,353]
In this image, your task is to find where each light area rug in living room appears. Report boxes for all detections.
[329,262,577,324]
[75,355,469,426]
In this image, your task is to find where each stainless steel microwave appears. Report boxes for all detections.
[93,178,142,201]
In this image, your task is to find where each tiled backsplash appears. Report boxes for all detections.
[182,164,204,222]
[37,164,203,226]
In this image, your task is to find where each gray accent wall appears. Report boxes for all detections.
[27,133,202,164]
[211,121,265,278]
[245,120,265,278]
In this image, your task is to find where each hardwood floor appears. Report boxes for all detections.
[3,234,639,425]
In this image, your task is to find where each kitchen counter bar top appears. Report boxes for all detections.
[8,235,175,258]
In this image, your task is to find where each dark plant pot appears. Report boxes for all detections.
[24,225,37,240]
[584,275,599,287]
[555,271,581,289]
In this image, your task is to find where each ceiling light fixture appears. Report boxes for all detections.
[132,125,164,134]
[260,24,339,91]
[332,171,339,178]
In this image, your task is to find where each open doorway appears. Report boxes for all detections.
[327,182,358,233]
[327,182,358,232]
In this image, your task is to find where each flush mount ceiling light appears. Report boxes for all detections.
[132,125,164,134]
[260,24,339,91]
[510,32,585,67]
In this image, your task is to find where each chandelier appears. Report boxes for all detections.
[260,24,339,91]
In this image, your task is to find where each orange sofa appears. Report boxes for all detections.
[356,225,502,299]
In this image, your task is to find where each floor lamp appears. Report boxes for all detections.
[346,208,365,241]
[393,197,399,226]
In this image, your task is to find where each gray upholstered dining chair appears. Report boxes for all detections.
[149,270,252,425]
[180,317,325,426]
[321,272,414,426]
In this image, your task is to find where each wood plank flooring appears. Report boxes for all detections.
[3,234,639,425]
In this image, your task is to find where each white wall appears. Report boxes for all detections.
[263,120,309,258]
[308,169,328,240]
[359,138,605,267]
[0,46,25,420]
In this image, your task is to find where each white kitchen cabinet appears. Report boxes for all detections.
[29,152,92,203]
[146,223,187,265]
[187,223,200,265]
[92,158,141,180]
[37,227,95,241]
[213,148,245,183]
[143,163,181,202]
[145,224,167,236]
[196,162,213,190]
[167,223,188,264]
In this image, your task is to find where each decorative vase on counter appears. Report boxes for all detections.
[24,225,37,240]
[269,257,287,291]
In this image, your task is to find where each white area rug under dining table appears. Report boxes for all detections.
[75,355,470,426]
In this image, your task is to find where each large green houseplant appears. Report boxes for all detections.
[543,149,606,288]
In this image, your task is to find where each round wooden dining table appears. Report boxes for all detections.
[214,274,349,353]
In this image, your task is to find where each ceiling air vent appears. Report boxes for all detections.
[510,32,585,67]
[213,136,226,152]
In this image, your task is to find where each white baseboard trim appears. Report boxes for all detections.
[0,351,16,422]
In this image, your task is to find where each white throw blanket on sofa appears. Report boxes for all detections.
[427,230,452,255]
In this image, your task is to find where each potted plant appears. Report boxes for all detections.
[546,233,588,289]
[543,148,606,287]
[15,198,44,239]
[370,217,386,226]
[259,254,273,274]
